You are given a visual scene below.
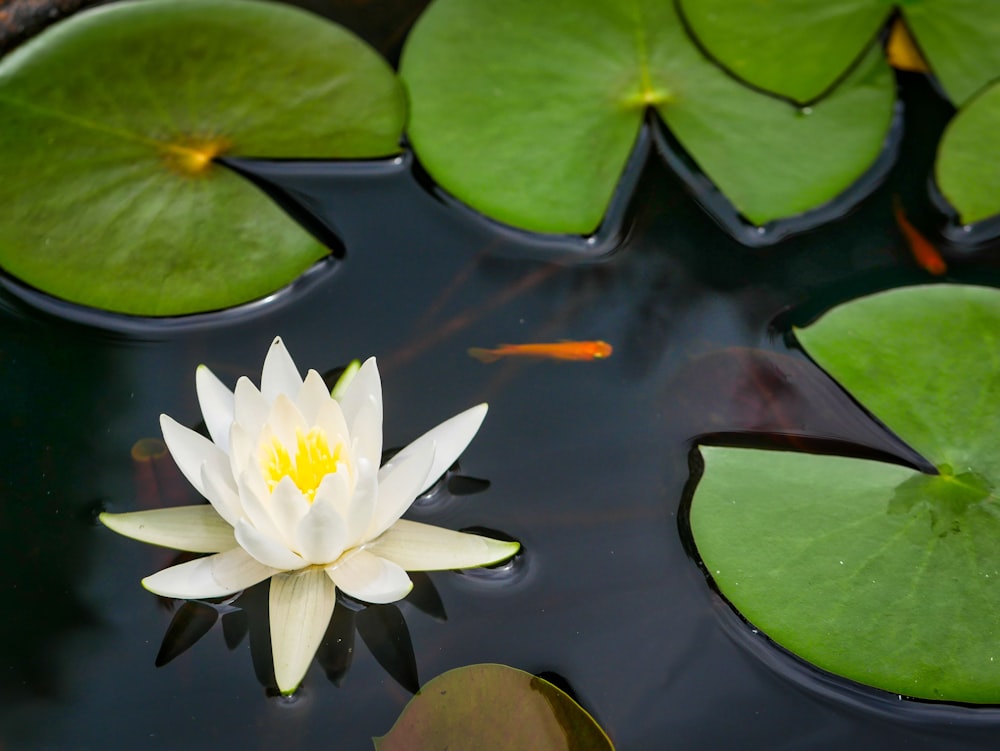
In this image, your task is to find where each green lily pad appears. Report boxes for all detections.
[373,664,615,751]
[936,80,1000,224]
[901,1,1000,105]
[690,284,1000,702]
[400,0,894,234]
[680,0,1000,106]
[0,0,405,315]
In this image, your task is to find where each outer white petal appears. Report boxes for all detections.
[325,549,412,604]
[235,519,306,571]
[365,440,435,540]
[366,519,520,571]
[261,336,303,404]
[296,369,332,425]
[100,506,237,553]
[228,420,260,487]
[269,569,336,695]
[337,357,382,434]
[142,547,278,599]
[160,414,227,500]
[347,396,382,471]
[295,500,348,565]
[195,365,234,453]
[267,476,311,549]
[384,403,488,496]
[233,376,269,438]
[200,451,241,527]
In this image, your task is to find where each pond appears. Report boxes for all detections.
[2,1,1000,749]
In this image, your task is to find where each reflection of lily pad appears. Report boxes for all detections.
[0,0,405,315]
[400,0,894,234]
[937,81,1000,224]
[374,663,615,750]
[680,0,1000,106]
[690,284,1000,702]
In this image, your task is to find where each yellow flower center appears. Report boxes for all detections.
[261,427,344,502]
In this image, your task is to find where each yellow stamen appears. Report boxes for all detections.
[261,427,344,502]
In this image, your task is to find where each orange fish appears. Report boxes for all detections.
[468,340,613,363]
[893,198,947,276]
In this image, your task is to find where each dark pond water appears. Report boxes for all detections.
[3,3,1000,749]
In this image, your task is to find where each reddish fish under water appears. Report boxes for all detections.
[894,199,947,276]
[468,340,613,363]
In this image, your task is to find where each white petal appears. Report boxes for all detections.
[195,365,234,453]
[295,500,348,565]
[366,440,435,540]
[261,336,303,404]
[297,369,332,425]
[100,506,237,553]
[319,457,375,547]
[348,396,382,470]
[313,468,352,516]
[366,519,519,571]
[238,470,284,542]
[326,549,412,604]
[337,357,382,434]
[142,547,278,599]
[269,569,336,695]
[267,394,307,452]
[268,476,311,548]
[233,376,269,438]
[160,414,227,499]
[235,519,306,570]
[201,451,241,527]
[227,420,256,483]
[313,396,350,447]
[387,403,488,496]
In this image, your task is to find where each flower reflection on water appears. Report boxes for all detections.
[155,570,448,695]
[101,337,519,694]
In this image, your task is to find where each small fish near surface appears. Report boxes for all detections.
[468,340,613,363]
[893,198,947,276]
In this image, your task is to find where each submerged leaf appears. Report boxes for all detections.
[401,0,894,234]
[374,663,614,751]
[691,284,1000,702]
[0,0,405,315]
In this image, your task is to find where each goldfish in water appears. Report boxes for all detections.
[893,198,947,276]
[468,340,613,363]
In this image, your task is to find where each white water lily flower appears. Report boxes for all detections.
[101,337,519,694]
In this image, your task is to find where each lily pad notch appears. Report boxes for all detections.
[0,0,406,315]
[678,0,1000,107]
[400,0,896,238]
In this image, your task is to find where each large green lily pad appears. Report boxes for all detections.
[937,80,1000,224]
[690,284,1000,702]
[0,0,405,315]
[374,663,615,750]
[400,0,894,234]
[679,0,1000,106]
